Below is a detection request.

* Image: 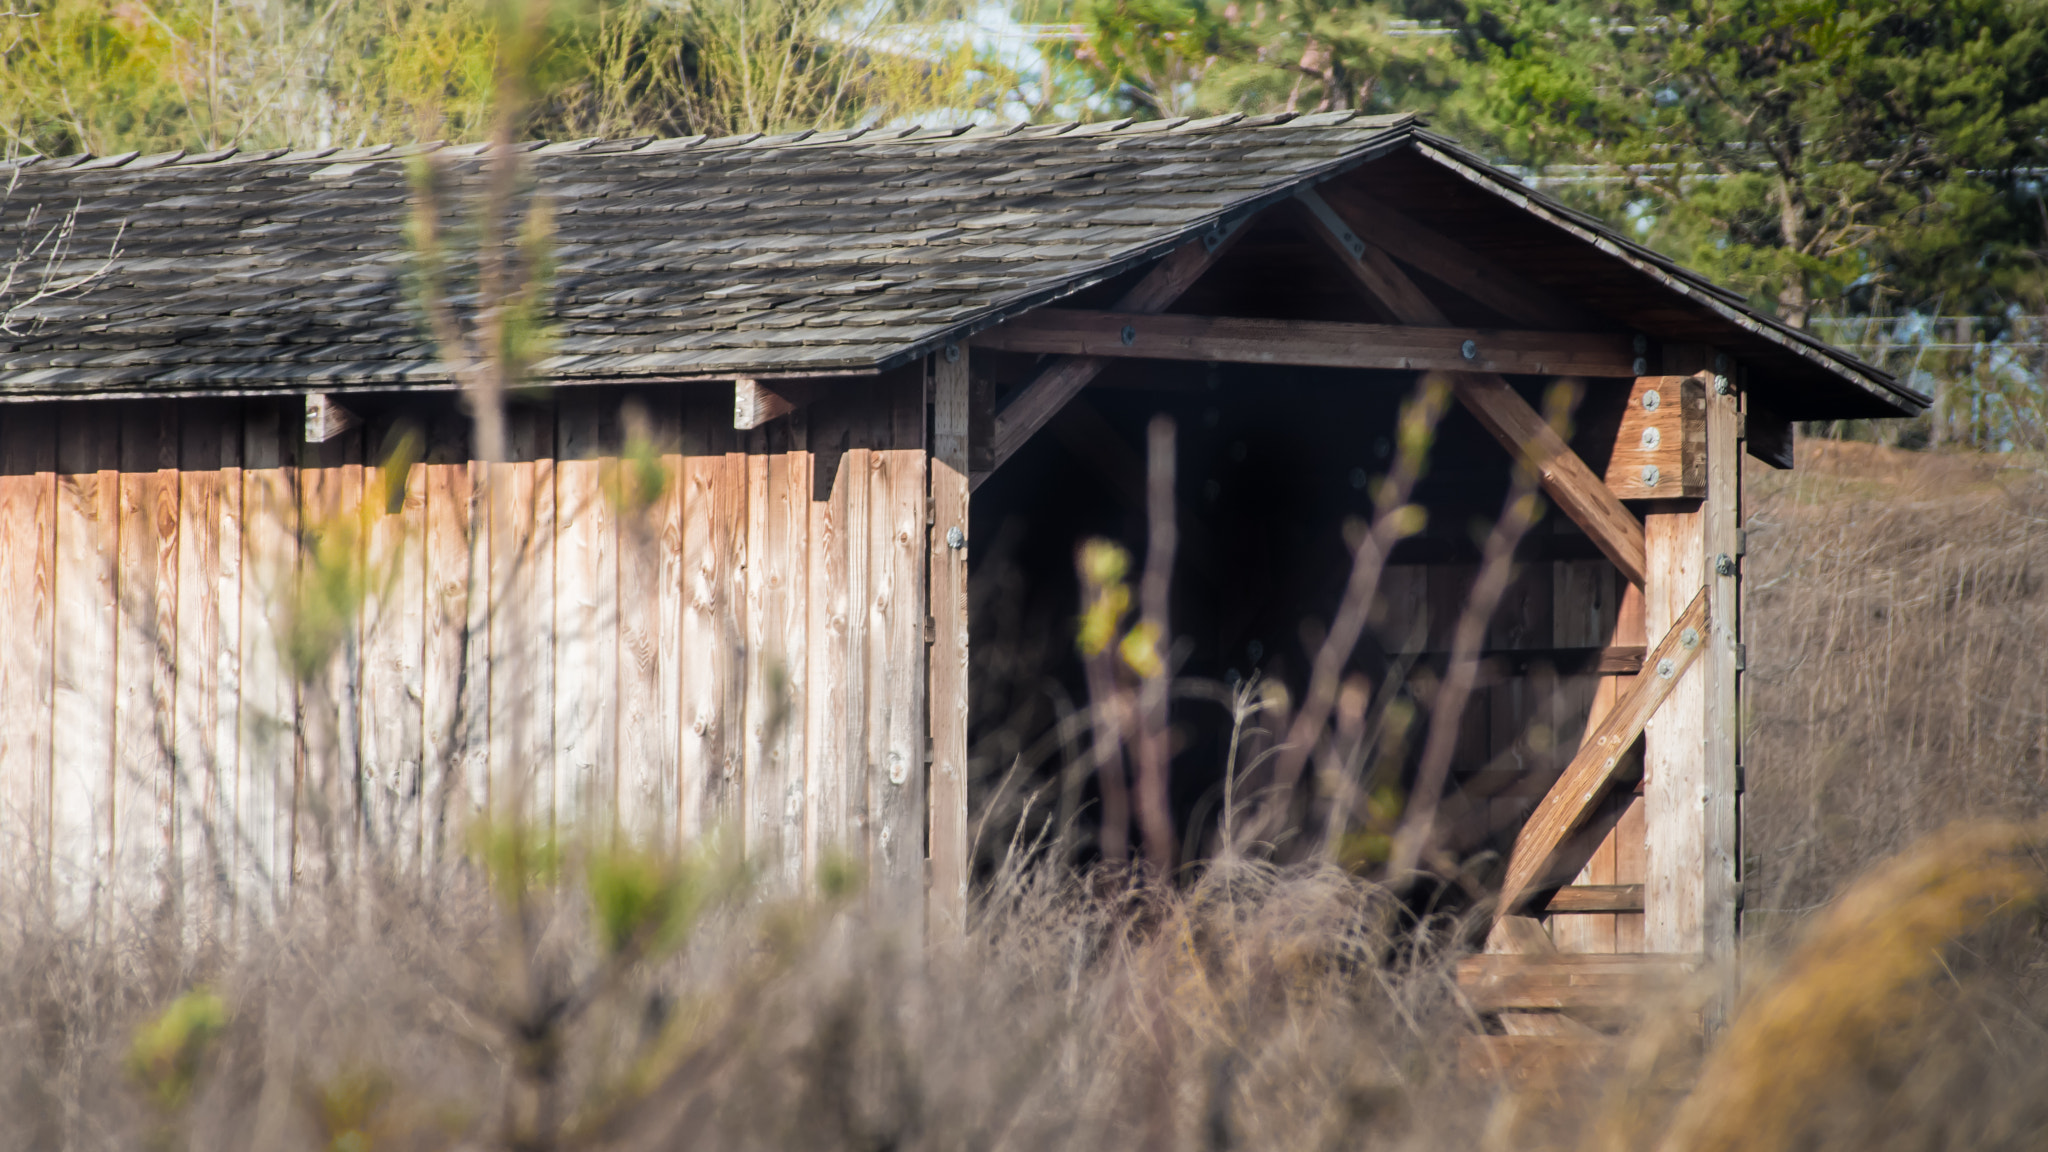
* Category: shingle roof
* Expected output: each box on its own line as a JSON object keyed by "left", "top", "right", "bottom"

{"left": 0, "top": 112, "right": 1415, "bottom": 397}
{"left": 0, "top": 111, "right": 1919, "bottom": 415}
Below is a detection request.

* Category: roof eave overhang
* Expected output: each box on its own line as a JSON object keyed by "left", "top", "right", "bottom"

{"left": 1400, "top": 134, "right": 1927, "bottom": 417}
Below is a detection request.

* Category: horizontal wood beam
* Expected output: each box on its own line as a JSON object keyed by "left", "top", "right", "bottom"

{"left": 1457, "top": 952, "right": 1700, "bottom": 1012}
{"left": 1496, "top": 586, "right": 1710, "bottom": 920}
{"left": 734, "top": 377, "right": 815, "bottom": 430}
{"left": 1404, "top": 645, "right": 1644, "bottom": 676}
{"left": 974, "top": 310, "right": 1641, "bottom": 378}
{"left": 1545, "top": 884, "right": 1645, "bottom": 914}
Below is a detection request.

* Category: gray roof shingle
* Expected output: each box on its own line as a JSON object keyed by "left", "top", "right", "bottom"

{"left": 0, "top": 112, "right": 1916, "bottom": 414}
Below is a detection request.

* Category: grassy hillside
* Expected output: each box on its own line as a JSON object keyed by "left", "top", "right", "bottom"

{"left": 1743, "top": 441, "right": 2048, "bottom": 941}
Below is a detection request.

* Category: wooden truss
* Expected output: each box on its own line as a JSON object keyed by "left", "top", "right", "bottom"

{"left": 963, "top": 174, "right": 1741, "bottom": 976}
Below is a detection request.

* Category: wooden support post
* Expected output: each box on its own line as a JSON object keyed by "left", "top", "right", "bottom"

{"left": 973, "top": 310, "right": 1640, "bottom": 379}
{"left": 928, "top": 343, "right": 971, "bottom": 938}
{"left": 1644, "top": 349, "right": 1713, "bottom": 955}
{"left": 1702, "top": 353, "right": 1744, "bottom": 1016}
{"left": 984, "top": 222, "right": 1244, "bottom": 479}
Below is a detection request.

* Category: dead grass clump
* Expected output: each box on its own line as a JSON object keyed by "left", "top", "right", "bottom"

{"left": 0, "top": 854, "right": 1493, "bottom": 1152}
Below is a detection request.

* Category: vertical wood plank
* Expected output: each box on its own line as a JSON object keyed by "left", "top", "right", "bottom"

{"left": 490, "top": 408, "right": 555, "bottom": 827}
{"left": 1643, "top": 504, "right": 1706, "bottom": 954}
{"left": 296, "top": 428, "right": 364, "bottom": 885}
{"left": 1646, "top": 347, "right": 1712, "bottom": 956}
{"left": 868, "top": 448, "right": 928, "bottom": 920}
{"left": 422, "top": 420, "right": 481, "bottom": 870}
{"left": 150, "top": 412, "right": 182, "bottom": 911}
{"left": 1611, "top": 579, "right": 1649, "bottom": 953}
{"left": 805, "top": 449, "right": 854, "bottom": 878}
{"left": 1425, "top": 562, "right": 1489, "bottom": 775}
{"left": 530, "top": 412, "right": 558, "bottom": 832}
{"left": 112, "top": 405, "right": 179, "bottom": 910}
{"left": 1485, "top": 562, "right": 1553, "bottom": 884}
{"left": 680, "top": 453, "right": 746, "bottom": 839}
{"left": 554, "top": 402, "right": 610, "bottom": 836}
{"left": 839, "top": 448, "right": 873, "bottom": 866}
{"left": 53, "top": 411, "right": 121, "bottom": 917}
{"left": 617, "top": 393, "right": 683, "bottom": 847}
{"left": 238, "top": 402, "right": 298, "bottom": 912}
{"left": 0, "top": 410, "right": 58, "bottom": 900}
{"left": 743, "top": 451, "right": 809, "bottom": 889}
{"left": 360, "top": 419, "right": 428, "bottom": 876}
{"left": 1703, "top": 360, "right": 1744, "bottom": 990}
{"left": 174, "top": 411, "right": 224, "bottom": 925}
{"left": 928, "top": 349, "right": 971, "bottom": 936}
{"left": 213, "top": 412, "right": 244, "bottom": 922}
{"left": 1548, "top": 558, "right": 1614, "bottom": 954}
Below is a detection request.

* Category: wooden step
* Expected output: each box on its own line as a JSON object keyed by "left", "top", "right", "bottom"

{"left": 1457, "top": 952, "right": 1701, "bottom": 1012}
{"left": 1458, "top": 1035, "right": 1617, "bottom": 1089}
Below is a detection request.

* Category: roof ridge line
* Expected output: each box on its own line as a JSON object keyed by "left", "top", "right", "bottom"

{"left": 0, "top": 111, "right": 1409, "bottom": 174}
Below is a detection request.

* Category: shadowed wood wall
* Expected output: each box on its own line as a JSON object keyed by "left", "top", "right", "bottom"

{"left": 0, "top": 373, "right": 930, "bottom": 924}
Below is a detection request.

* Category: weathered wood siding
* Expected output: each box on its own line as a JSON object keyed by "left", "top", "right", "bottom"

{"left": 0, "top": 376, "right": 929, "bottom": 921}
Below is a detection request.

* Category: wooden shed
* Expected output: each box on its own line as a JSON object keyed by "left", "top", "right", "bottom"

{"left": 0, "top": 113, "right": 1920, "bottom": 978}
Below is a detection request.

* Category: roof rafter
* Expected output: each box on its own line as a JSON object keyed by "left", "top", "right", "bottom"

{"left": 979, "top": 219, "right": 1247, "bottom": 484}
{"left": 1296, "top": 185, "right": 1649, "bottom": 588}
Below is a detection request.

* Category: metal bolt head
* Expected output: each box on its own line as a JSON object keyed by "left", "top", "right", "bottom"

{"left": 1716, "top": 553, "right": 1736, "bottom": 577}
{"left": 1657, "top": 657, "right": 1677, "bottom": 679}
{"left": 1641, "top": 464, "right": 1661, "bottom": 487}
{"left": 946, "top": 525, "right": 966, "bottom": 550}
{"left": 943, "top": 342, "right": 961, "bottom": 363}
{"left": 1641, "top": 426, "right": 1661, "bottom": 450}
{"left": 1120, "top": 324, "right": 1137, "bottom": 347}
{"left": 1460, "top": 339, "right": 1479, "bottom": 361}
{"left": 1715, "top": 373, "right": 1734, "bottom": 396}
{"left": 1642, "top": 389, "right": 1661, "bottom": 411}
{"left": 1632, "top": 356, "right": 1649, "bottom": 375}
{"left": 1680, "top": 627, "right": 1700, "bottom": 649}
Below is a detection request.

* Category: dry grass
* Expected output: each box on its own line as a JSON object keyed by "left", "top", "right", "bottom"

{"left": 0, "top": 854, "right": 1497, "bottom": 1151}
{"left": 5, "top": 439, "right": 2048, "bottom": 1151}
{"left": 1742, "top": 441, "right": 2048, "bottom": 938}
